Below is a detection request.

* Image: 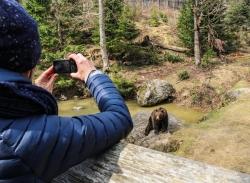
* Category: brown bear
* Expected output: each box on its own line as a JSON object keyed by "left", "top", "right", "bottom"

{"left": 145, "top": 107, "right": 169, "bottom": 136}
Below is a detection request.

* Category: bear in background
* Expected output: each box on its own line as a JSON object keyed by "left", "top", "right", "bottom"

{"left": 145, "top": 107, "right": 169, "bottom": 136}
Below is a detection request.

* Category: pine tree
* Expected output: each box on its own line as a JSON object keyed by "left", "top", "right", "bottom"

{"left": 92, "top": 0, "right": 139, "bottom": 56}
{"left": 225, "top": 0, "right": 250, "bottom": 47}
{"left": 23, "top": 0, "right": 60, "bottom": 66}
{"left": 177, "top": 0, "right": 194, "bottom": 50}
{"left": 23, "top": 0, "right": 93, "bottom": 66}
{"left": 117, "top": 5, "right": 139, "bottom": 41}
{"left": 178, "top": 0, "right": 231, "bottom": 65}
{"left": 225, "top": 0, "right": 250, "bottom": 33}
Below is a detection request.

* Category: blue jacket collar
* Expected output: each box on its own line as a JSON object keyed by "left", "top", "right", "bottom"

{"left": 0, "top": 68, "right": 58, "bottom": 118}
{"left": 0, "top": 68, "right": 31, "bottom": 84}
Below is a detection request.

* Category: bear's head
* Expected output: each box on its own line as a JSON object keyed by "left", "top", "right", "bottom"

{"left": 153, "top": 107, "right": 168, "bottom": 121}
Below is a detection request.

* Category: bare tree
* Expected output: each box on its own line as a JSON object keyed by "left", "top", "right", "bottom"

{"left": 50, "top": 1, "right": 63, "bottom": 46}
{"left": 157, "top": 0, "right": 160, "bottom": 9}
{"left": 98, "top": 0, "right": 109, "bottom": 71}
{"left": 193, "top": 0, "right": 202, "bottom": 65}
{"left": 193, "top": 0, "right": 225, "bottom": 65}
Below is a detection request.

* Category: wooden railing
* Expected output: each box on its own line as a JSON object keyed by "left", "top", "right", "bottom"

{"left": 54, "top": 143, "right": 250, "bottom": 183}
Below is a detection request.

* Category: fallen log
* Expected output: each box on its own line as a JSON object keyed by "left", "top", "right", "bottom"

{"left": 141, "top": 35, "right": 190, "bottom": 53}
{"left": 53, "top": 143, "right": 250, "bottom": 183}
{"left": 153, "top": 43, "right": 190, "bottom": 53}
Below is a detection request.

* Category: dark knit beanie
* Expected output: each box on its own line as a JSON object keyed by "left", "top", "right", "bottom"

{"left": 0, "top": 0, "right": 41, "bottom": 72}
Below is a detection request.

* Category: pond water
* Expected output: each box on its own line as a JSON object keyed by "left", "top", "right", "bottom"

{"left": 58, "top": 98, "right": 204, "bottom": 123}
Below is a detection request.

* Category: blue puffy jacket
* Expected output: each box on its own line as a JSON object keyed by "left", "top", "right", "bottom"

{"left": 0, "top": 70, "right": 133, "bottom": 183}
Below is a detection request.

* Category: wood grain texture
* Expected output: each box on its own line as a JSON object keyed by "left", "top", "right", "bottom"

{"left": 53, "top": 143, "right": 250, "bottom": 183}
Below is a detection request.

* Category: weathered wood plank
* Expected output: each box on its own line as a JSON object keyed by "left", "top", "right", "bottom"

{"left": 53, "top": 143, "right": 250, "bottom": 183}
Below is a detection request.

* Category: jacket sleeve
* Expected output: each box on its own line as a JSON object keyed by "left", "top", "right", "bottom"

{"left": 3, "top": 73, "right": 133, "bottom": 182}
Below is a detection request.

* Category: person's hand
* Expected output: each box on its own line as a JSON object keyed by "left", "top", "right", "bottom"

{"left": 68, "top": 53, "right": 96, "bottom": 81}
{"left": 35, "top": 66, "right": 58, "bottom": 93}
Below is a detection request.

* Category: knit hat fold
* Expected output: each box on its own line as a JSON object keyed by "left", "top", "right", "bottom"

{"left": 0, "top": 0, "right": 41, "bottom": 72}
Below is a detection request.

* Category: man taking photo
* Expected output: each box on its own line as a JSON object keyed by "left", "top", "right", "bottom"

{"left": 0, "top": 0, "right": 133, "bottom": 182}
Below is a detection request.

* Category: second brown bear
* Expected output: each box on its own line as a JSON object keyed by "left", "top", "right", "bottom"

{"left": 145, "top": 107, "right": 169, "bottom": 136}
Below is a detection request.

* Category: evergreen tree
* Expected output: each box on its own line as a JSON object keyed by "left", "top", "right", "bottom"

{"left": 104, "top": 0, "right": 123, "bottom": 41}
{"left": 177, "top": 0, "right": 194, "bottom": 50}
{"left": 225, "top": 0, "right": 250, "bottom": 47}
{"left": 225, "top": 0, "right": 250, "bottom": 35}
{"left": 23, "top": 0, "right": 58, "bottom": 66}
{"left": 177, "top": 0, "right": 234, "bottom": 64}
{"left": 92, "top": 0, "right": 139, "bottom": 55}
{"left": 117, "top": 5, "right": 139, "bottom": 41}
{"left": 23, "top": 0, "right": 93, "bottom": 67}
{"left": 22, "top": 0, "right": 96, "bottom": 92}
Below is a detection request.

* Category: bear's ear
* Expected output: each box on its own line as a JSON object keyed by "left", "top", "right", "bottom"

{"left": 159, "top": 107, "right": 165, "bottom": 112}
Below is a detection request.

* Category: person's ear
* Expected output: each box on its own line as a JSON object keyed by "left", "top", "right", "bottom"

{"left": 22, "top": 68, "right": 35, "bottom": 80}
{"left": 28, "top": 70, "right": 32, "bottom": 79}
{"left": 28, "top": 68, "right": 36, "bottom": 79}
{"left": 22, "top": 71, "right": 29, "bottom": 78}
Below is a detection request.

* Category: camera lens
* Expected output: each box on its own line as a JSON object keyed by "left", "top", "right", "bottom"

{"left": 54, "top": 62, "right": 64, "bottom": 73}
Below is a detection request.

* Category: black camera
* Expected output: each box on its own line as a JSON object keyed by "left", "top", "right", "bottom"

{"left": 53, "top": 59, "right": 77, "bottom": 74}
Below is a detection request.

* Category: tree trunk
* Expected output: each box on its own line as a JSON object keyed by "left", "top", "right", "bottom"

{"left": 57, "top": 20, "right": 62, "bottom": 46}
{"left": 194, "top": 1, "right": 201, "bottom": 66}
{"left": 53, "top": 2, "right": 62, "bottom": 46}
{"left": 98, "top": 0, "right": 109, "bottom": 72}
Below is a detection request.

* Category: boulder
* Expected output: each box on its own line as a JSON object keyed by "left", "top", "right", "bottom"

{"left": 125, "top": 112, "right": 182, "bottom": 153}
{"left": 137, "top": 79, "right": 175, "bottom": 107}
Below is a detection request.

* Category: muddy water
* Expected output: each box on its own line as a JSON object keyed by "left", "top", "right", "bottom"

{"left": 58, "top": 98, "right": 204, "bottom": 123}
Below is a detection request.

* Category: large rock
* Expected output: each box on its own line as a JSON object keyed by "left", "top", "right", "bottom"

{"left": 137, "top": 79, "right": 175, "bottom": 107}
{"left": 125, "top": 112, "right": 182, "bottom": 153}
